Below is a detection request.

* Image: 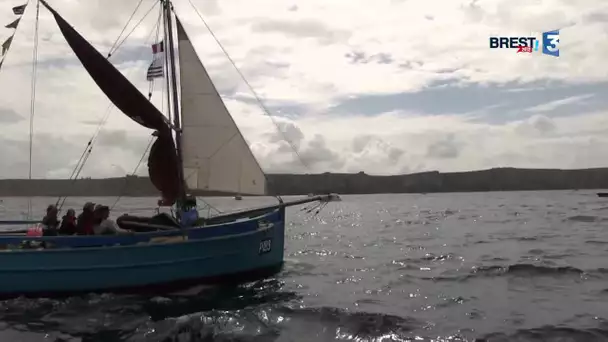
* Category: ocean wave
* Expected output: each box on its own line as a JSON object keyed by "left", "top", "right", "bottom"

{"left": 418, "top": 263, "right": 606, "bottom": 282}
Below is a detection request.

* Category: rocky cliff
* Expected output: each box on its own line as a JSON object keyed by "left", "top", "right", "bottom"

{"left": 1, "top": 167, "right": 607, "bottom": 197}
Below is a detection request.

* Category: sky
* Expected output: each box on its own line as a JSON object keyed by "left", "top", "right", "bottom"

{"left": 0, "top": 0, "right": 607, "bottom": 179}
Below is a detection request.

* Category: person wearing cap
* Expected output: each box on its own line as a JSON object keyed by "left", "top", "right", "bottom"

{"left": 75, "top": 202, "right": 95, "bottom": 235}
{"left": 41, "top": 204, "right": 60, "bottom": 236}
{"left": 93, "top": 205, "right": 132, "bottom": 235}
{"left": 179, "top": 195, "right": 199, "bottom": 227}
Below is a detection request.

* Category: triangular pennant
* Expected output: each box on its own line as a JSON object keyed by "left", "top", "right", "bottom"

{"left": 1, "top": 35, "right": 13, "bottom": 55}
{"left": 5, "top": 18, "right": 20, "bottom": 29}
{"left": 0, "top": 59, "right": 3, "bottom": 71}
{"left": 12, "top": 4, "right": 26, "bottom": 15}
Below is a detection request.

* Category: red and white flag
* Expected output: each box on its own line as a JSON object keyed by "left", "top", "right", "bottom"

{"left": 152, "top": 41, "right": 164, "bottom": 55}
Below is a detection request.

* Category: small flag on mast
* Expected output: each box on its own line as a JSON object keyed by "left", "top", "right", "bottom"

{"left": 2, "top": 35, "right": 13, "bottom": 55}
{"left": 151, "top": 41, "right": 163, "bottom": 55}
{"left": 5, "top": 18, "right": 20, "bottom": 29}
{"left": 12, "top": 4, "right": 26, "bottom": 15}
{"left": 146, "top": 59, "right": 164, "bottom": 81}
{"left": 146, "top": 41, "right": 164, "bottom": 81}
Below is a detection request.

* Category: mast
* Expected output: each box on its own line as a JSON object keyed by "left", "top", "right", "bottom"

{"left": 162, "top": 3, "right": 172, "bottom": 125}
{"left": 163, "top": 0, "right": 186, "bottom": 204}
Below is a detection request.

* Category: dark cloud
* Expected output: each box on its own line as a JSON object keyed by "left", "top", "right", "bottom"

{"left": 585, "top": 12, "right": 608, "bottom": 23}
{"left": 268, "top": 122, "right": 304, "bottom": 150}
{"left": 426, "top": 134, "right": 461, "bottom": 159}
{"left": 530, "top": 115, "right": 556, "bottom": 133}
{"left": 515, "top": 115, "right": 557, "bottom": 136}
{"left": 299, "top": 134, "right": 342, "bottom": 166}
{"left": 351, "top": 135, "right": 404, "bottom": 163}
{"left": 0, "top": 107, "right": 24, "bottom": 123}
{"left": 462, "top": 0, "right": 484, "bottom": 22}
{"left": 264, "top": 121, "right": 304, "bottom": 149}
{"left": 263, "top": 128, "right": 344, "bottom": 172}
{"left": 345, "top": 51, "right": 394, "bottom": 65}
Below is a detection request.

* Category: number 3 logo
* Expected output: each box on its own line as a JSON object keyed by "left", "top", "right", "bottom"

{"left": 542, "top": 30, "right": 560, "bottom": 57}
{"left": 546, "top": 34, "right": 559, "bottom": 51}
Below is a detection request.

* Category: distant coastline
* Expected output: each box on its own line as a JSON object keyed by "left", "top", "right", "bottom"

{"left": 1, "top": 167, "right": 608, "bottom": 197}
{"left": 0, "top": 168, "right": 608, "bottom": 197}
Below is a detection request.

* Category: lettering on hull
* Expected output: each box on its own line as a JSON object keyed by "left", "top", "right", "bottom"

{"left": 259, "top": 238, "right": 272, "bottom": 254}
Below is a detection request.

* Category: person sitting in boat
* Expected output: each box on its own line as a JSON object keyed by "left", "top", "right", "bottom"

{"left": 93, "top": 205, "right": 132, "bottom": 235}
{"left": 41, "top": 204, "right": 60, "bottom": 236}
{"left": 58, "top": 208, "right": 77, "bottom": 235}
{"left": 180, "top": 195, "right": 199, "bottom": 227}
{"left": 75, "top": 202, "right": 95, "bottom": 235}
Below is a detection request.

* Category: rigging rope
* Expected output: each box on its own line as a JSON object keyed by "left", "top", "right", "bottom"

{"left": 106, "top": 0, "right": 145, "bottom": 58}
{"left": 112, "top": 8, "right": 164, "bottom": 211}
{"left": 56, "top": 10, "right": 162, "bottom": 210}
{"left": 147, "top": 5, "right": 163, "bottom": 99}
{"left": 27, "top": 0, "right": 40, "bottom": 221}
{"left": 184, "top": 0, "right": 310, "bottom": 172}
{"left": 108, "top": 0, "right": 159, "bottom": 58}
{"left": 110, "top": 136, "right": 154, "bottom": 211}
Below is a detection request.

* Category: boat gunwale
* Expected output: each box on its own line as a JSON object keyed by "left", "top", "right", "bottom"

{"left": 0, "top": 209, "right": 281, "bottom": 254}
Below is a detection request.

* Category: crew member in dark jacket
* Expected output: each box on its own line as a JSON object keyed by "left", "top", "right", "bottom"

{"left": 76, "top": 202, "right": 95, "bottom": 235}
{"left": 59, "top": 208, "right": 77, "bottom": 235}
{"left": 42, "top": 204, "right": 59, "bottom": 236}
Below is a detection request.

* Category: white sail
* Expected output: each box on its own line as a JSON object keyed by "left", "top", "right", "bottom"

{"left": 175, "top": 18, "right": 267, "bottom": 195}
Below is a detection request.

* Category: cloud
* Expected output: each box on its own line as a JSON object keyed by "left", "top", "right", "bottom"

{"left": 251, "top": 19, "right": 350, "bottom": 45}
{"left": 0, "top": 107, "right": 23, "bottom": 123}
{"left": 426, "top": 134, "right": 462, "bottom": 159}
{"left": 525, "top": 93, "right": 594, "bottom": 112}
{"left": 0, "top": 0, "right": 607, "bottom": 181}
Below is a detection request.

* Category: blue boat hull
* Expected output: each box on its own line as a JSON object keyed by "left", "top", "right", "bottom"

{"left": 0, "top": 207, "right": 285, "bottom": 297}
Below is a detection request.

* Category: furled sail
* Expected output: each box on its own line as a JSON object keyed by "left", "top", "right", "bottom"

{"left": 39, "top": 0, "right": 180, "bottom": 204}
{"left": 176, "top": 17, "right": 267, "bottom": 196}
{"left": 148, "top": 131, "right": 180, "bottom": 205}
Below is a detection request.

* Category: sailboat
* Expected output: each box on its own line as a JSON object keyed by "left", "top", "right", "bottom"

{"left": 0, "top": 0, "right": 337, "bottom": 297}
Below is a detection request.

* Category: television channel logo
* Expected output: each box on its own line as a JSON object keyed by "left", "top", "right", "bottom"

{"left": 542, "top": 30, "right": 559, "bottom": 57}
{"left": 489, "top": 29, "right": 559, "bottom": 57}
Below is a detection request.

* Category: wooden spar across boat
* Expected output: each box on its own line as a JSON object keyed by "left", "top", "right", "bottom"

{"left": 0, "top": 0, "right": 340, "bottom": 297}
{"left": 0, "top": 194, "right": 339, "bottom": 235}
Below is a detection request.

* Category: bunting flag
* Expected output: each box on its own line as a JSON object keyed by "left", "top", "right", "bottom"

{"left": 146, "top": 41, "right": 164, "bottom": 81}
{"left": 0, "top": 58, "right": 3, "bottom": 71}
{"left": 12, "top": 4, "right": 26, "bottom": 15}
{"left": 2, "top": 35, "right": 13, "bottom": 55}
{"left": 5, "top": 18, "right": 20, "bottom": 29}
